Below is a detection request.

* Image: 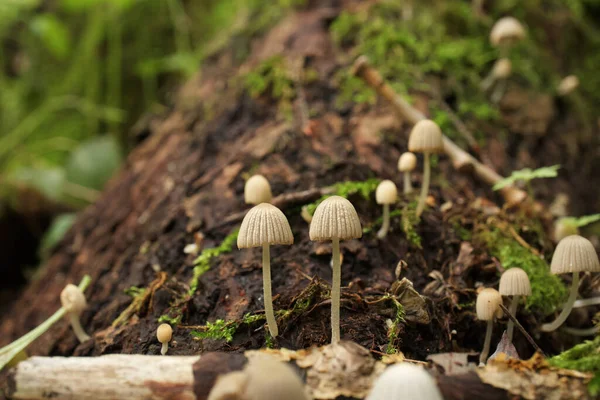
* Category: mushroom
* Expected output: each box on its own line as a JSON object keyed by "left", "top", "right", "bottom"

{"left": 481, "top": 58, "right": 512, "bottom": 90}
{"left": 60, "top": 284, "right": 91, "bottom": 343}
{"left": 238, "top": 203, "right": 293, "bottom": 337}
{"left": 367, "top": 363, "right": 443, "bottom": 400}
{"left": 408, "top": 120, "right": 444, "bottom": 217}
{"left": 375, "top": 180, "right": 398, "bottom": 239}
{"left": 309, "top": 196, "right": 362, "bottom": 343}
{"left": 499, "top": 268, "right": 531, "bottom": 342}
{"left": 398, "top": 152, "right": 417, "bottom": 194}
{"left": 476, "top": 288, "right": 502, "bottom": 365}
{"left": 156, "top": 324, "right": 173, "bottom": 355}
{"left": 541, "top": 235, "right": 600, "bottom": 332}
{"left": 557, "top": 75, "right": 579, "bottom": 96}
{"left": 244, "top": 175, "right": 272, "bottom": 205}
{"left": 490, "top": 16, "right": 526, "bottom": 52}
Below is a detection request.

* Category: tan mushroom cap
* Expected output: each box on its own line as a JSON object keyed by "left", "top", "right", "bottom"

{"left": 60, "top": 284, "right": 87, "bottom": 314}
{"left": 490, "top": 17, "right": 526, "bottom": 47}
{"left": 492, "top": 58, "right": 512, "bottom": 79}
{"left": 238, "top": 203, "right": 293, "bottom": 248}
{"left": 376, "top": 180, "right": 398, "bottom": 205}
{"left": 156, "top": 323, "right": 173, "bottom": 343}
{"left": 476, "top": 288, "right": 502, "bottom": 321}
{"left": 244, "top": 175, "right": 273, "bottom": 205}
{"left": 550, "top": 235, "right": 600, "bottom": 275}
{"left": 398, "top": 152, "right": 417, "bottom": 172}
{"left": 243, "top": 357, "right": 309, "bottom": 400}
{"left": 557, "top": 75, "right": 579, "bottom": 96}
{"left": 408, "top": 120, "right": 444, "bottom": 154}
{"left": 309, "top": 196, "right": 362, "bottom": 241}
{"left": 499, "top": 268, "right": 531, "bottom": 296}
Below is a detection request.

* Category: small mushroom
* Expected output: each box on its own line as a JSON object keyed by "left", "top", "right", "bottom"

{"left": 367, "top": 363, "right": 443, "bottom": 400}
{"left": 499, "top": 268, "right": 531, "bottom": 342}
{"left": 244, "top": 175, "right": 272, "bottom": 205}
{"left": 310, "top": 196, "right": 362, "bottom": 343}
{"left": 156, "top": 323, "right": 173, "bottom": 355}
{"left": 238, "top": 203, "right": 294, "bottom": 337}
{"left": 60, "top": 284, "right": 91, "bottom": 343}
{"left": 398, "top": 152, "right": 417, "bottom": 194}
{"left": 490, "top": 16, "right": 526, "bottom": 52}
{"left": 481, "top": 58, "right": 512, "bottom": 90}
{"left": 557, "top": 75, "right": 579, "bottom": 97}
{"left": 408, "top": 120, "right": 444, "bottom": 217}
{"left": 375, "top": 180, "right": 398, "bottom": 239}
{"left": 476, "top": 288, "right": 502, "bottom": 365}
{"left": 541, "top": 235, "right": 600, "bottom": 332}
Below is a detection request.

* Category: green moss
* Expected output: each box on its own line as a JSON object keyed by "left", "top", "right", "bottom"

{"left": 402, "top": 201, "right": 422, "bottom": 248}
{"left": 305, "top": 178, "right": 380, "bottom": 216}
{"left": 384, "top": 295, "right": 406, "bottom": 354}
{"left": 549, "top": 336, "right": 600, "bottom": 395}
{"left": 124, "top": 286, "right": 145, "bottom": 297}
{"left": 191, "top": 319, "right": 237, "bottom": 342}
{"left": 476, "top": 228, "right": 567, "bottom": 315}
{"left": 158, "top": 314, "right": 182, "bottom": 325}
{"left": 243, "top": 56, "right": 295, "bottom": 118}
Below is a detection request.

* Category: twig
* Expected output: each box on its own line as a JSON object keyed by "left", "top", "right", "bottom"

{"left": 432, "top": 94, "right": 480, "bottom": 155}
{"left": 499, "top": 303, "right": 544, "bottom": 356}
{"left": 351, "top": 56, "right": 528, "bottom": 208}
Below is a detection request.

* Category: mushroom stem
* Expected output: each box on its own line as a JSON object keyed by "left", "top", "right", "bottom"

{"left": 480, "top": 73, "right": 496, "bottom": 92}
{"left": 541, "top": 272, "right": 579, "bottom": 332}
{"left": 507, "top": 295, "right": 519, "bottom": 342}
{"left": 160, "top": 342, "right": 169, "bottom": 356}
{"left": 480, "top": 320, "right": 493, "bottom": 365}
{"left": 331, "top": 237, "right": 341, "bottom": 344}
{"left": 416, "top": 152, "right": 430, "bottom": 217}
{"left": 562, "top": 326, "right": 599, "bottom": 336}
{"left": 377, "top": 204, "right": 390, "bottom": 239}
{"left": 573, "top": 297, "right": 600, "bottom": 308}
{"left": 262, "top": 243, "right": 278, "bottom": 337}
{"left": 403, "top": 171, "right": 412, "bottom": 194}
{"left": 68, "top": 313, "right": 90, "bottom": 343}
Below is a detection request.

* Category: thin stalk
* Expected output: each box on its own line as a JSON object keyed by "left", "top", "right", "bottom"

{"left": 573, "top": 297, "right": 600, "bottom": 308}
{"left": 160, "top": 343, "right": 169, "bottom": 355}
{"left": 377, "top": 204, "right": 390, "bottom": 239}
{"left": 541, "top": 272, "right": 579, "bottom": 332}
{"left": 403, "top": 171, "right": 412, "bottom": 194}
{"left": 480, "top": 320, "right": 493, "bottom": 365}
{"left": 416, "top": 152, "right": 430, "bottom": 217}
{"left": 507, "top": 296, "right": 519, "bottom": 342}
{"left": 68, "top": 314, "right": 90, "bottom": 343}
{"left": 262, "top": 244, "right": 278, "bottom": 337}
{"left": 331, "top": 237, "right": 341, "bottom": 343}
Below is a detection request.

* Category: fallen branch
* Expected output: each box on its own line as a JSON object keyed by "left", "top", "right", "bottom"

{"left": 499, "top": 303, "right": 544, "bottom": 355}
{"left": 351, "top": 56, "right": 528, "bottom": 208}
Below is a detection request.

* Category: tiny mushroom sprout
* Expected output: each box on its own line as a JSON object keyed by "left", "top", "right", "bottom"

{"left": 60, "top": 284, "right": 91, "bottom": 343}
{"left": 156, "top": 323, "right": 173, "bottom": 355}
{"left": 238, "top": 203, "right": 293, "bottom": 337}
{"left": 481, "top": 58, "right": 512, "bottom": 91}
{"left": 375, "top": 180, "right": 398, "bottom": 239}
{"left": 309, "top": 196, "right": 362, "bottom": 343}
{"left": 367, "top": 363, "right": 443, "bottom": 400}
{"left": 244, "top": 174, "right": 272, "bottom": 205}
{"left": 476, "top": 288, "right": 502, "bottom": 365}
{"left": 408, "top": 119, "right": 444, "bottom": 218}
{"left": 557, "top": 75, "right": 580, "bottom": 96}
{"left": 398, "top": 152, "right": 417, "bottom": 194}
{"left": 499, "top": 268, "right": 531, "bottom": 342}
{"left": 541, "top": 235, "right": 600, "bottom": 332}
{"left": 490, "top": 16, "right": 526, "bottom": 51}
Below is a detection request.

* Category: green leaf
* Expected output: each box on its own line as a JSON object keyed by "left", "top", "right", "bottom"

{"left": 9, "top": 167, "right": 66, "bottom": 201}
{"left": 30, "top": 14, "right": 71, "bottom": 59}
{"left": 561, "top": 214, "right": 600, "bottom": 228}
{"left": 39, "top": 213, "right": 77, "bottom": 258}
{"left": 493, "top": 165, "right": 560, "bottom": 191}
{"left": 65, "top": 136, "right": 123, "bottom": 190}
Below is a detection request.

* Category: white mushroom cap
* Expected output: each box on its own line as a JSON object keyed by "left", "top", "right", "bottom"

{"left": 156, "top": 323, "right": 173, "bottom": 344}
{"left": 550, "top": 235, "right": 600, "bottom": 275}
{"left": 476, "top": 288, "right": 502, "bottom": 321}
{"left": 60, "top": 284, "right": 87, "bottom": 315}
{"left": 492, "top": 58, "right": 512, "bottom": 79}
{"left": 398, "top": 152, "right": 417, "bottom": 172}
{"left": 499, "top": 268, "right": 531, "bottom": 296}
{"left": 408, "top": 120, "right": 444, "bottom": 154}
{"left": 238, "top": 203, "right": 293, "bottom": 248}
{"left": 557, "top": 75, "right": 580, "bottom": 96}
{"left": 243, "top": 356, "right": 309, "bottom": 400}
{"left": 490, "top": 17, "right": 526, "bottom": 47}
{"left": 367, "top": 363, "right": 443, "bottom": 400}
{"left": 375, "top": 180, "right": 398, "bottom": 205}
{"left": 244, "top": 175, "right": 273, "bottom": 205}
{"left": 309, "top": 196, "right": 362, "bottom": 241}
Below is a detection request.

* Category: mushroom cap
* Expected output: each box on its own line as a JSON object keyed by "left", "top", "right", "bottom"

{"left": 375, "top": 180, "right": 398, "bottom": 205}
{"left": 238, "top": 203, "right": 293, "bottom": 248}
{"left": 499, "top": 268, "right": 531, "bottom": 296}
{"left": 398, "top": 152, "right": 417, "bottom": 172}
{"left": 367, "top": 363, "right": 443, "bottom": 400}
{"left": 490, "top": 17, "right": 526, "bottom": 47}
{"left": 207, "top": 371, "right": 248, "bottom": 400}
{"left": 550, "top": 235, "right": 600, "bottom": 275}
{"left": 156, "top": 323, "right": 173, "bottom": 343}
{"left": 557, "top": 75, "right": 579, "bottom": 96}
{"left": 408, "top": 120, "right": 444, "bottom": 154}
{"left": 244, "top": 175, "right": 273, "bottom": 205}
{"left": 309, "top": 196, "right": 362, "bottom": 241}
{"left": 492, "top": 58, "right": 512, "bottom": 79}
{"left": 60, "top": 284, "right": 87, "bottom": 314}
{"left": 476, "top": 288, "right": 502, "bottom": 321}
{"left": 243, "top": 356, "right": 309, "bottom": 400}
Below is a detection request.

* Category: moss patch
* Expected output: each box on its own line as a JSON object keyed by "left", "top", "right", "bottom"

{"left": 549, "top": 336, "right": 600, "bottom": 395}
